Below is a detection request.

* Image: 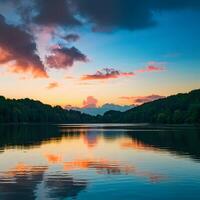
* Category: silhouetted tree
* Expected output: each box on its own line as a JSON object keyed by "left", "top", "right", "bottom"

{"left": 0, "top": 89, "right": 200, "bottom": 124}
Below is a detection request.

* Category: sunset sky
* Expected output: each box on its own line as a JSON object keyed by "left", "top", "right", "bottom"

{"left": 0, "top": 0, "right": 200, "bottom": 107}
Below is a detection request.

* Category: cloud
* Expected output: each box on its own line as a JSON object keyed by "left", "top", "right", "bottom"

{"left": 0, "top": 15, "right": 48, "bottom": 78}
{"left": 46, "top": 46, "right": 88, "bottom": 69}
{"left": 73, "top": 0, "right": 200, "bottom": 31}
{"left": 81, "top": 68, "right": 135, "bottom": 81}
{"left": 7, "top": 0, "right": 200, "bottom": 32}
{"left": 120, "top": 94, "right": 165, "bottom": 105}
{"left": 83, "top": 96, "right": 98, "bottom": 108}
{"left": 63, "top": 33, "right": 80, "bottom": 42}
{"left": 47, "top": 82, "right": 59, "bottom": 89}
{"left": 0, "top": 0, "right": 198, "bottom": 79}
{"left": 81, "top": 62, "right": 165, "bottom": 82}
{"left": 74, "top": 0, "right": 155, "bottom": 32}
{"left": 33, "top": 0, "right": 80, "bottom": 26}
{"left": 136, "top": 62, "right": 166, "bottom": 73}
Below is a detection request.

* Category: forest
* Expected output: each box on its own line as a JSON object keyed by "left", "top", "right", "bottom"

{"left": 0, "top": 89, "right": 200, "bottom": 124}
{"left": 0, "top": 97, "right": 96, "bottom": 123}
{"left": 102, "top": 89, "right": 200, "bottom": 124}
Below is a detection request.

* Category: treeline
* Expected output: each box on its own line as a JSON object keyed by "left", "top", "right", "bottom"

{"left": 0, "top": 97, "right": 96, "bottom": 123}
{"left": 0, "top": 89, "right": 200, "bottom": 124}
{"left": 102, "top": 89, "right": 200, "bottom": 124}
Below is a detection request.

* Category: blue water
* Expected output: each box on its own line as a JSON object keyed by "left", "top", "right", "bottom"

{"left": 0, "top": 124, "right": 200, "bottom": 200}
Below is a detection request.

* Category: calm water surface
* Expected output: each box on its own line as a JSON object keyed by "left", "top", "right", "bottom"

{"left": 0, "top": 124, "right": 200, "bottom": 200}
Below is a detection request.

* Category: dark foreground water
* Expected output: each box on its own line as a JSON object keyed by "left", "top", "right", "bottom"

{"left": 0, "top": 124, "right": 200, "bottom": 200}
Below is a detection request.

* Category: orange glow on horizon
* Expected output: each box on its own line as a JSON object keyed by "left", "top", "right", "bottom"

{"left": 45, "top": 154, "right": 62, "bottom": 164}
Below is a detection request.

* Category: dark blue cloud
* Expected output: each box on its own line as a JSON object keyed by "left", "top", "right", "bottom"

{"left": 74, "top": 0, "right": 200, "bottom": 31}
{"left": 74, "top": 0, "right": 156, "bottom": 31}
{"left": 3, "top": 0, "right": 199, "bottom": 31}
{"left": 34, "top": 0, "right": 80, "bottom": 26}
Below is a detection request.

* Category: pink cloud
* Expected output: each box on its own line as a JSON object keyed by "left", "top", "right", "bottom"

{"left": 47, "top": 82, "right": 59, "bottom": 89}
{"left": 0, "top": 46, "right": 48, "bottom": 78}
{"left": 0, "top": 16, "right": 48, "bottom": 78}
{"left": 120, "top": 94, "right": 165, "bottom": 105}
{"left": 136, "top": 62, "right": 166, "bottom": 73}
{"left": 83, "top": 96, "right": 98, "bottom": 108}
{"left": 81, "top": 62, "right": 165, "bottom": 81}
{"left": 46, "top": 45, "right": 88, "bottom": 69}
{"left": 81, "top": 68, "right": 135, "bottom": 81}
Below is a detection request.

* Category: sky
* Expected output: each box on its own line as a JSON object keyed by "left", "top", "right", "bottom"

{"left": 0, "top": 0, "right": 200, "bottom": 107}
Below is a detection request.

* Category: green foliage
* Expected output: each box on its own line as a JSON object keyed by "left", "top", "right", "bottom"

{"left": 101, "top": 89, "right": 200, "bottom": 124}
{"left": 0, "top": 97, "right": 95, "bottom": 123}
{"left": 0, "top": 89, "right": 200, "bottom": 124}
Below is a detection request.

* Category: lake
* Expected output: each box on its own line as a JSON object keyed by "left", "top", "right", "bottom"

{"left": 0, "top": 124, "right": 200, "bottom": 200}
